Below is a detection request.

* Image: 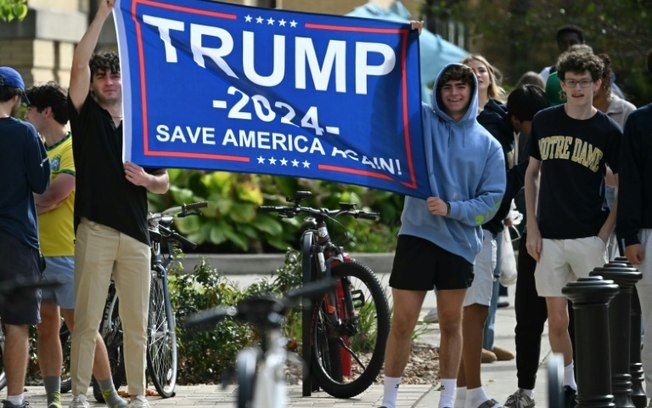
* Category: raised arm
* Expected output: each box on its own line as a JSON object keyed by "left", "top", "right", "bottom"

{"left": 69, "top": 0, "right": 115, "bottom": 111}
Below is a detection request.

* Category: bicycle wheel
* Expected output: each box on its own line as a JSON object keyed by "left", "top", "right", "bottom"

{"left": 95, "top": 289, "right": 126, "bottom": 402}
{"left": 310, "top": 261, "right": 390, "bottom": 398}
{"left": 60, "top": 323, "right": 72, "bottom": 393}
{"left": 146, "top": 270, "right": 177, "bottom": 398}
{"left": 0, "top": 321, "right": 6, "bottom": 390}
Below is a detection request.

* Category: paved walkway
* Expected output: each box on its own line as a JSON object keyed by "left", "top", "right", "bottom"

{"left": 20, "top": 278, "right": 555, "bottom": 407}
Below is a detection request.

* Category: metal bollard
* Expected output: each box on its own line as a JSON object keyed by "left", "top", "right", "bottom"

{"left": 613, "top": 257, "right": 647, "bottom": 408}
{"left": 591, "top": 262, "right": 642, "bottom": 408}
{"left": 563, "top": 275, "right": 619, "bottom": 408}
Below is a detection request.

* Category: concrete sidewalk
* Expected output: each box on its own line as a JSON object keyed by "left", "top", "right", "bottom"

{"left": 19, "top": 279, "right": 556, "bottom": 407}
{"left": 19, "top": 266, "right": 550, "bottom": 408}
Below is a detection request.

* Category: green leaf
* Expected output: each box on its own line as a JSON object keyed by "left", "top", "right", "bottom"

{"left": 251, "top": 213, "right": 283, "bottom": 236}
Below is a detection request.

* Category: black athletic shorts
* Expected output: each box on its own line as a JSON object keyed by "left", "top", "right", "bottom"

{"left": 389, "top": 234, "right": 474, "bottom": 291}
{"left": 0, "top": 229, "right": 42, "bottom": 325}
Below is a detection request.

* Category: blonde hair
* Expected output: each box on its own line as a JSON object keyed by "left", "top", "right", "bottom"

{"left": 461, "top": 54, "right": 507, "bottom": 103}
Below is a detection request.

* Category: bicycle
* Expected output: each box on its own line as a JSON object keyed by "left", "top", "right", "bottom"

{"left": 258, "top": 190, "right": 391, "bottom": 399}
{"left": 59, "top": 201, "right": 206, "bottom": 401}
{"left": 184, "top": 278, "right": 337, "bottom": 408}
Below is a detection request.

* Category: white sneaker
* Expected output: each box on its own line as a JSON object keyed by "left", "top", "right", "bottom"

{"left": 423, "top": 308, "right": 438, "bottom": 323}
{"left": 127, "top": 396, "right": 150, "bottom": 408}
{"left": 69, "top": 395, "right": 89, "bottom": 408}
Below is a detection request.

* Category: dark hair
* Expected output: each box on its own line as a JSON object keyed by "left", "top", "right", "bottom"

{"left": 26, "top": 82, "right": 69, "bottom": 125}
{"left": 436, "top": 64, "right": 475, "bottom": 96}
{"left": 0, "top": 86, "right": 22, "bottom": 103}
{"left": 556, "top": 25, "right": 584, "bottom": 43}
{"left": 90, "top": 51, "right": 120, "bottom": 78}
{"left": 557, "top": 50, "right": 604, "bottom": 82}
{"left": 507, "top": 84, "right": 549, "bottom": 122}
{"left": 515, "top": 71, "right": 545, "bottom": 90}
{"left": 597, "top": 53, "right": 613, "bottom": 93}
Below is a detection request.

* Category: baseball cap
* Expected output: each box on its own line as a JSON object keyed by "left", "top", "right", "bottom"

{"left": 0, "top": 66, "right": 30, "bottom": 104}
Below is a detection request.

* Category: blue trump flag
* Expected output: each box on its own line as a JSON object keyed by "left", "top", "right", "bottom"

{"left": 113, "top": 0, "right": 429, "bottom": 198}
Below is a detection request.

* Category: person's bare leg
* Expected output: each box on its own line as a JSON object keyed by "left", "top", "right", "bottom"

{"left": 37, "top": 302, "right": 64, "bottom": 406}
{"left": 4, "top": 324, "right": 30, "bottom": 397}
{"left": 383, "top": 288, "right": 427, "bottom": 376}
{"left": 62, "top": 309, "right": 113, "bottom": 380}
{"left": 461, "top": 304, "right": 489, "bottom": 389}
{"left": 381, "top": 289, "right": 426, "bottom": 408}
{"left": 436, "top": 289, "right": 467, "bottom": 379}
{"left": 38, "top": 303, "right": 63, "bottom": 377}
{"left": 545, "top": 297, "right": 573, "bottom": 365}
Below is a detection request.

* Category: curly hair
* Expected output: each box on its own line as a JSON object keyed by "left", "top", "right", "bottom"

{"left": 26, "top": 82, "right": 68, "bottom": 125}
{"left": 436, "top": 64, "right": 475, "bottom": 95}
{"left": 461, "top": 55, "right": 507, "bottom": 102}
{"left": 556, "top": 50, "right": 604, "bottom": 82}
{"left": 89, "top": 51, "right": 120, "bottom": 78}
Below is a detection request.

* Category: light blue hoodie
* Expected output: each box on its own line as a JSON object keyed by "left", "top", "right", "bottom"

{"left": 399, "top": 63, "right": 506, "bottom": 263}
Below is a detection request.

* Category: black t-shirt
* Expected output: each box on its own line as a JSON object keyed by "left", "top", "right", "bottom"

{"left": 529, "top": 105, "right": 621, "bottom": 239}
{"left": 68, "top": 95, "right": 151, "bottom": 245}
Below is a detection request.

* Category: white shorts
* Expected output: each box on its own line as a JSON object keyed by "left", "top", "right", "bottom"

{"left": 534, "top": 237, "right": 607, "bottom": 297}
{"left": 464, "top": 231, "right": 496, "bottom": 307}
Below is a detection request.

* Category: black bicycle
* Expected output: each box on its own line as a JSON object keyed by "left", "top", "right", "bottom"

{"left": 258, "top": 191, "right": 390, "bottom": 399}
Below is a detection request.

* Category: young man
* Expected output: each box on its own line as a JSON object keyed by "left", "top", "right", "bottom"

{"left": 25, "top": 82, "right": 127, "bottom": 408}
{"left": 379, "top": 63, "right": 505, "bottom": 408}
{"left": 539, "top": 25, "right": 584, "bottom": 82}
{"left": 0, "top": 66, "right": 50, "bottom": 408}
{"left": 524, "top": 50, "right": 621, "bottom": 407}
{"left": 616, "top": 48, "right": 652, "bottom": 408}
{"left": 67, "top": 1, "right": 169, "bottom": 407}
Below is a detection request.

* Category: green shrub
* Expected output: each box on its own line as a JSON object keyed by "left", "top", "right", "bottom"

{"left": 171, "top": 250, "right": 305, "bottom": 384}
{"left": 149, "top": 172, "right": 402, "bottom": 254}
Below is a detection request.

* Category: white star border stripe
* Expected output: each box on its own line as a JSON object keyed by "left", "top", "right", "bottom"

{"left": 256, "top": 156, "right": 305, "bottom": 168}
{"left": 244, "top": 14, "right": 297, "bottom": 28}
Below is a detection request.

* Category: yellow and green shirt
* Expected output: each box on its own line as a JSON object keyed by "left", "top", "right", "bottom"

{"left": 39, "top": 132, "right": 75, "bottom": 256}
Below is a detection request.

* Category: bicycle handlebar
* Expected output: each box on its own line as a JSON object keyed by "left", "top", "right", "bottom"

{"left": 149, "top": 201, "right": 208, "bottom": 221}
{"left": 183, "top": 278, "right": 337, "bottom": 330}
{"left": 258, "top": 204, "right": 379, "bottom": 221}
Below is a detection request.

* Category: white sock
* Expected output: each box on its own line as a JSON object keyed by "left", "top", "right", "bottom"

{"left": 381, "top": 376, "right": 400, "bottom": 408}
{"left": 439, "top": 378, "right": 457, "bottom": 408}
{"left": 520, "top": 388, "right": 534, "bottom": 399}
{"left": 455, "top": 386, "right": 467, "bottom": 408}
{"left": 466, "top": 386, "right": 490, "bottom": 408}
{"left": 564, "top": 362, "right": 577, "bottom": 390}
{"left": 7, "top": 395, "right": 24, "bottom": 406}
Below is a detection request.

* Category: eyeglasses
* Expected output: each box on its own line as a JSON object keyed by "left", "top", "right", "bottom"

{"left": 562, "top": 79, "right": 594, "bottom": 88}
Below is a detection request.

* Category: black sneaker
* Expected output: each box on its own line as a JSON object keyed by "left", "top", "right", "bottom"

{"left": 563, "top": 386, "right": 577, "bottom": 408}
{"left": 2, "top": 400, "right": 31, "bottom": 408}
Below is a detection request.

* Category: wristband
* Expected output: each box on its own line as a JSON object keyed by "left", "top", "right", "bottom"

{"left": 446, "top": 201, "right": 451, "bottom": 216}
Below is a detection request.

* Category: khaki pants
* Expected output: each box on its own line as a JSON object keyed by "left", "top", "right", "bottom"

{"left": 71, "top": 218, "right": 151, "bottom": 396}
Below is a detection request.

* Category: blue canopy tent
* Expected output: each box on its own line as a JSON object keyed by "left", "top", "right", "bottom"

{"left": 347, "top": 0, "right": 469, "bottom": 102}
